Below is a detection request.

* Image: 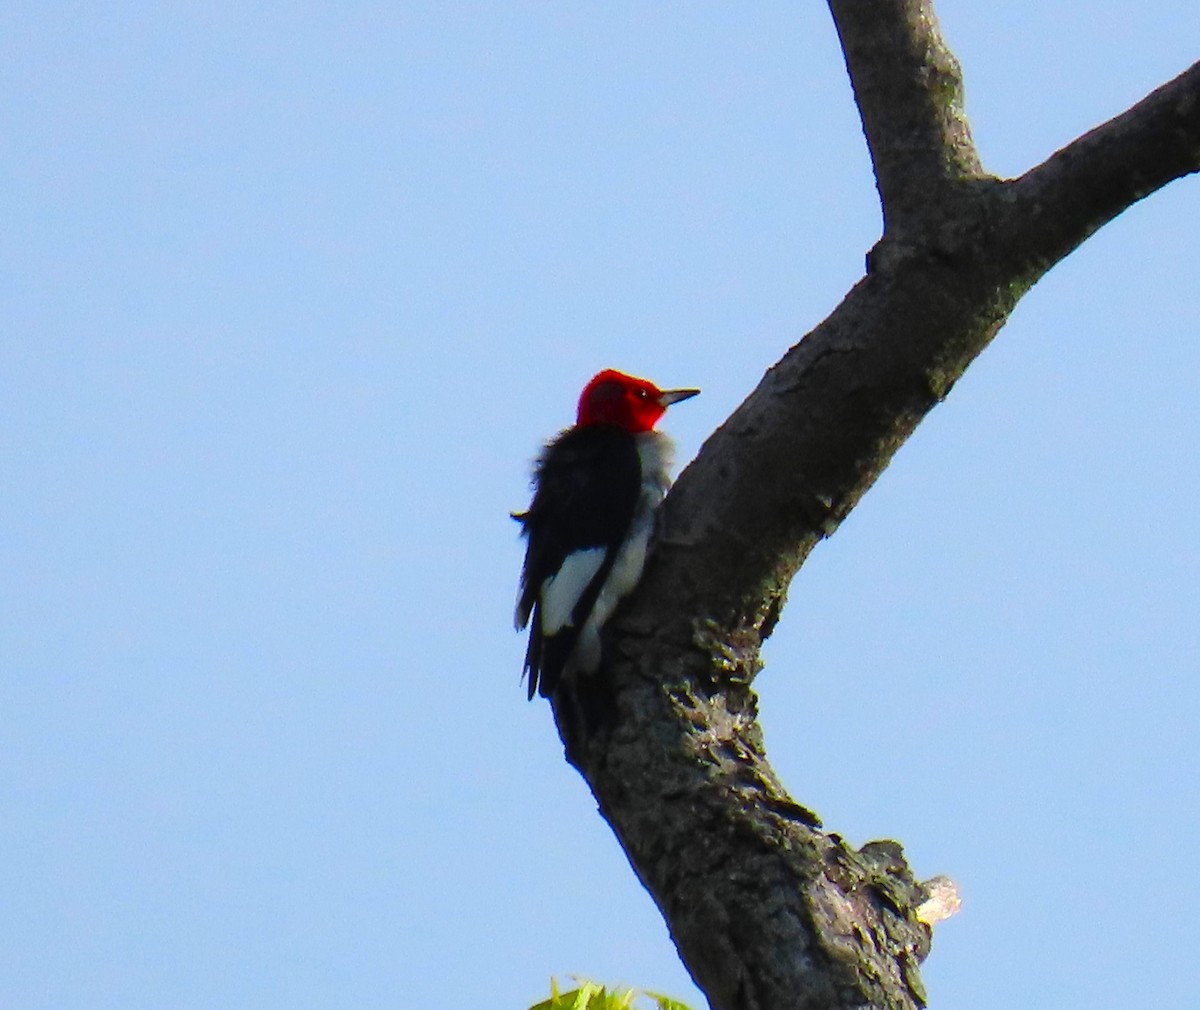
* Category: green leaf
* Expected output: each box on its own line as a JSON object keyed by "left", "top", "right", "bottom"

{"left": 527, "top": 978, "right": 694, "bottom": 1010}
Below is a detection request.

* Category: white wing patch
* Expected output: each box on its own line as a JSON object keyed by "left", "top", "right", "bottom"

{"left": 539, "top": 547, "right": 607, "bottom": 635}
{"left": 569, "top": 432, "right": 673, "bottom": 674}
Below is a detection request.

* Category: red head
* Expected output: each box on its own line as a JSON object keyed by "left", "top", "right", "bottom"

{"left": 576, "top": 369, "right": 699, "bottom": 433}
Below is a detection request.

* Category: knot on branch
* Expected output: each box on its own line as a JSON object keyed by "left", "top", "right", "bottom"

{"left": 810, "top": 837, "right": 937, "bottom": 1007}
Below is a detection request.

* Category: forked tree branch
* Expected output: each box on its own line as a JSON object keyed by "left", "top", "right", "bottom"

{"left": 549, "top": 4, "right": 1200, "bottom": 1009}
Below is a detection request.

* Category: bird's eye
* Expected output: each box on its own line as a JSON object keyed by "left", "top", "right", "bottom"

{"left": 635, "top": 388, "right": 649, "bottom": 399}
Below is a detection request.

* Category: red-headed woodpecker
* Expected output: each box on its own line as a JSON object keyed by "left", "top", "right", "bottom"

{"left": 514, "top": 369, "right": 699, "bottom": 700}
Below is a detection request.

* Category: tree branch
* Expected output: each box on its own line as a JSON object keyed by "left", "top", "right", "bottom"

{"left": 550, "top": 11, "right": 1200, "bottom": 1010}
{"left": 1002, "top": 59, "right": 1200, "bottom": 275}
{"left": 828, "top": 0, "right": 985, "bottom": 236}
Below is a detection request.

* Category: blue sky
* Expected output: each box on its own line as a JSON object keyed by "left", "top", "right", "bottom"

{"left": 3, "top": 3, "right": 1197, "bottom": 1008}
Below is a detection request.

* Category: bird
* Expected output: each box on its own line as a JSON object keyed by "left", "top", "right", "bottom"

{"left": 514, "top": 369, "right": 699, "bottom": 700}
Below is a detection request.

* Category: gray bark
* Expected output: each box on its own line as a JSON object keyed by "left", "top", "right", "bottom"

{"left": 550, "top": 3, "right": 1200, "bottom": 1008}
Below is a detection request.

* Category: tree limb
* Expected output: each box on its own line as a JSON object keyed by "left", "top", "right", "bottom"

{"left": 550, "top": 8, "right": 1200, "bottom": 1010}
{"left": 828, "top": 0, "right": 984, "bottom": 236}
{"left": 1002, "top": 59, "right": 1200, "bottom": 274}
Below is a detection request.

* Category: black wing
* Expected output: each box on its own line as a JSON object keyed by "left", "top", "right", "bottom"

{"left": 514, "top": 426, "right": 641, "bottom": 698}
